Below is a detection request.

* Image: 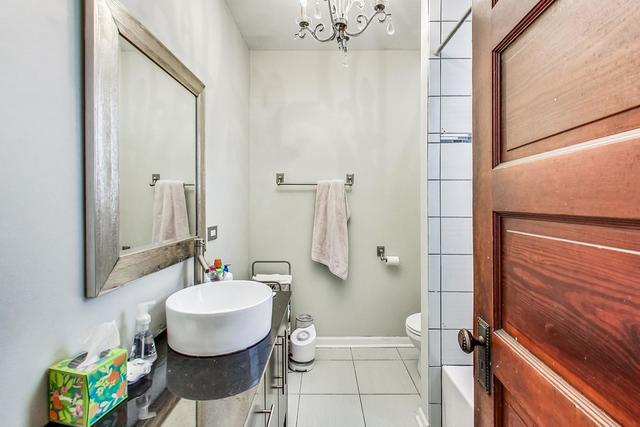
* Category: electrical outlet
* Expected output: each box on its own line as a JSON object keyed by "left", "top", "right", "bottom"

{"left": 207, "top": 225, "right": 218, "bottom": 241}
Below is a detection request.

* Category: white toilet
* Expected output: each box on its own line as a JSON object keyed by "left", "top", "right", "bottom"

{"left": 405, "top": 312, "right": 422, "bottom": 375}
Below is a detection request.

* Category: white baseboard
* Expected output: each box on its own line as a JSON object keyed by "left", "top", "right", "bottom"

{"left": 416, "top": 406, "right": 429, "bottom": 427}
{"left": 316, "top": 336, "right": 412, "bottom": 348}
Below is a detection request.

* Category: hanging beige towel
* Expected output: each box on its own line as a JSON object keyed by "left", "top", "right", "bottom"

{"left": 311, "top": 180, "right": 351, "bottom": 280}
{"left": 151, "top": 180, "right": 190, "bottom": 244}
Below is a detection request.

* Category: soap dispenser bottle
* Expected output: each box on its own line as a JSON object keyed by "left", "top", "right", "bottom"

{"left": 223, "top": 264, "right": 233, "bottom": 281}
{"left": 131, "top": 301, "right": 157, "bottom": 363}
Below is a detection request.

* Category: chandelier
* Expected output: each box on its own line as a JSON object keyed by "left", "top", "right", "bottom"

{"left": 294, "top": 0, "right": 394, "bottom": 66}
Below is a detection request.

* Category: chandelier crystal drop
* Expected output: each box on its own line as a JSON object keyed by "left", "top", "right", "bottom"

{"left": 313, "top": 0, "right": 323, "bottom": 19}
{"left": 294, "top": 0, "right": 393, "bottom": 57}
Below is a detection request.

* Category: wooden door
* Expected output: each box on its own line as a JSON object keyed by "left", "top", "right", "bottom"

{"left": 472, "top": 0, "right": 640, "bottom": 425}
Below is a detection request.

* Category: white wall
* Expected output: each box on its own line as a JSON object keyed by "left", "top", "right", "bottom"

{"left": 0, "top": 0, "right": 249, "bottom": 425}
{"left": 249, "top": 51, "right": 421, "bottom": 337}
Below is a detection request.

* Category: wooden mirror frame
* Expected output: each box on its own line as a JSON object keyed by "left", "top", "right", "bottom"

{"left": 84, "top": 0, "right": 205, "bottom": 297}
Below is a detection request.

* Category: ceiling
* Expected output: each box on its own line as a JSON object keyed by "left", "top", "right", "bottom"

{"left": 225, "top": 0, "right": 421, "bottom": 50}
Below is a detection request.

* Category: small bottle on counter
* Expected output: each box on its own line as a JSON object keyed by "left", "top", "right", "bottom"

{"left": 223, "top": 264, "right": 233, "bottom": 281}
{"left": 208, "top": 258, "right": 225, "bottom": 281}
{"left": 130, "top": 301, "right": 157, "bottom": 363}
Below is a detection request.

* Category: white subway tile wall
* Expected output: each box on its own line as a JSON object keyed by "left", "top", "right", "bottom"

{"left": 428, "top": 181, "right": 441, "bottom": 216}
{"left": 442, "top": 330, "right": 473, "bottom": 365}
{"left": 441, "top": 255, "right": 473, "bottom": 292}
{"left": 440, "top": 143, "right": 472, "bottom": 180}
{"left": 440, "top": 181, "right": 472, "bottom": 217}
{"left": 441, "top": 0, "right": 472, "bottom": 22}
{"left": 440, "top": 21, "right": 472, "bottom": 58}
{"left": 427, "top": 1, "right": 473, "bottom": 424}
{"left": 428, "top": 218, "right": 441, "bottom": 254}
{"left": 428, "top": 255, "right": 441, "bottom": 291}
{"left": 441, "top": 97, "right": 472, "bottom": 133}
{"left": 428, "top": 330, "right": 442, "bottom": 367}
{"left": 441, "top": 218, "right": 473, "bottom": 254}
{"left": 427, "top": 144, "right": 441, "bottom": 179}
{"left": 441, "top": 59, "right": 472, "bottom": 96}
{"left": 429, "top": 367, "right": 442, "bottom": 404}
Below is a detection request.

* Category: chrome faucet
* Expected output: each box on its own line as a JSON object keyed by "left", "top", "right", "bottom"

{"left": 194, "top": 238, "right": 209, "bottom": 285}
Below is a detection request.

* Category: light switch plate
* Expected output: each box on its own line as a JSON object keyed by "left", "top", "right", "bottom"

{"left": 207, "top": 226, "right": 218, "bottom": 241}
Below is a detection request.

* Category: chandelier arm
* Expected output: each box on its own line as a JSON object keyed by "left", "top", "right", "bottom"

{"left": 297, "top": 24, "right": 337, "bottom": 43}
{"left": 348, "top": 11, "right": 391, "bottom": 37}
{"left": 345, "top": 10, "right": 390, "bottom": 37}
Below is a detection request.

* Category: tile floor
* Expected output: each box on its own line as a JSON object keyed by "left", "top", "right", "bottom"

{"left": 288, "top": 347, "right": 421, "bottom": 427}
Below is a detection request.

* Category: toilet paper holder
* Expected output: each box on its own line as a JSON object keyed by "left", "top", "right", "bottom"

{"left": 377, "top": 246, "right": 400, "bottom": 265}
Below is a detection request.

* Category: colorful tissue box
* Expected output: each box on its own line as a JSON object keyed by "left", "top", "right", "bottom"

{"left": 48, "top": 348, "right": 128, "bottom": 426}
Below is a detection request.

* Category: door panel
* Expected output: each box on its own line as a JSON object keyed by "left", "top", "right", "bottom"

{"left": 499, "top": 0, "right": 640, "bottom": 158}
{"left": 493, "top": 132, "right": 640, "bottom": 219}
{"left": 493, "top": 332, "right": 615, "bottom": 426}
{"left": 500, "top": 217, "right": 640, "bottom": 421}
{"left": 473, "top": 0, "right": 640, "bottom": 425}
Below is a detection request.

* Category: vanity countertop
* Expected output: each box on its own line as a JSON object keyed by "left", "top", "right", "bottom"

{"left": 47, "top": 290, "right": 291, "bottom": 427}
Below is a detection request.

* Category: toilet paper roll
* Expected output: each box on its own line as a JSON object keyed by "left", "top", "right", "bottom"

{"left": 385, "top": 256, "right": 400, "bottom": 266}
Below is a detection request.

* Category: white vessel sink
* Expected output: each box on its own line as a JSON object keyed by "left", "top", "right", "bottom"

{"left": 166, "top": 281, "right": 273, "bottom": 357}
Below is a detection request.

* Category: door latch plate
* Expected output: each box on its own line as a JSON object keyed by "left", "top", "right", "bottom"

{"left": 477, "top": 317, "right": 491, "bottom": 393}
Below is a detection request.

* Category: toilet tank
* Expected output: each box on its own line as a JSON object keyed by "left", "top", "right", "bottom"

{"left": 442, "top": 365, "right": 473, "bottom": 427}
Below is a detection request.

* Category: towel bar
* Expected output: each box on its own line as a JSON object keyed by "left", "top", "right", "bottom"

{"left": 149, "top": 173, "right": 195, "bottom": 187}
{"left": 275, "top": 172, "right": 354, "bottom": 187}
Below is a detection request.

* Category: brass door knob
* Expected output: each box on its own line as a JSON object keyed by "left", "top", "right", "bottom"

{"left": 458, "top": 329, "right": 485, "bottom": 354}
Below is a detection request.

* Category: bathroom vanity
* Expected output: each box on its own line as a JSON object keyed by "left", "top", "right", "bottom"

{"left": 47, "top": 291, "right": 290, "bottom": 427}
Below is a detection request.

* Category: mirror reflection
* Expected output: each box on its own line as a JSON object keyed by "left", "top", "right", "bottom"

{"left": 117, "top": 36, "right": 197, "bottom": 254}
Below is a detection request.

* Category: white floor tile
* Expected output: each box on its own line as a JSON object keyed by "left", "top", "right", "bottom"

{"left": 288, "top": 394, "right": 299, "bottom": 427}
{"left": 361, "top": 395, "right": 421, "bottom": 427}
{"left": 352, "top": 347, "right": 400, "bottom": 360}
{"left": 288, "top": 371, "right": 302, "bottom": 394}
{"left": 398, "top": 347, "right": 419, "bottom": 360}
{"left": 355, "top": 360, "right": 418, "bottom": 394}
{"left": 402, "top": 358, "right": 422, "bottom": 395}
{"left": 300, "top": 360, "right": 359, "bottom": 394}
{"left": 297, "top": 395, "right": 365, "bottom": 427}
{"left": 315, "top": 348, "right": 352, "bottom": 360}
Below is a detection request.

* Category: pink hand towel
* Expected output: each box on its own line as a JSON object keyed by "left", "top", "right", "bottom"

{"left": 311, "top": 180, "right": 351, "bottom": 280}
{"left": 151, "top": 180, "right": 190, "bottom": 244}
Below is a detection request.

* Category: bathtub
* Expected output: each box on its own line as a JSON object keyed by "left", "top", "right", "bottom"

{"left": 442, "top": 366, "right": 474, "bottom": 427}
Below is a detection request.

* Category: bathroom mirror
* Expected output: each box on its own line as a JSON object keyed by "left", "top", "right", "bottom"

{"left": 84, "top": 0, "right": 205, "bottom": 297}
